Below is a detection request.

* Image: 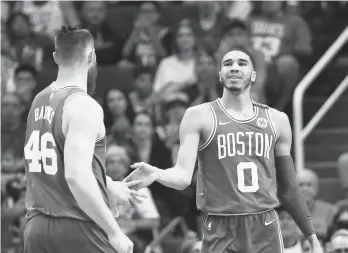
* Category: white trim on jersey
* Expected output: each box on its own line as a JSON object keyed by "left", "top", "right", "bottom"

{"left": 217, "top": 98, "right": 259, "bottom": 123}
{"left": 198, "top": 103, "right": 217, "bottom": 151}
{"left": 265, "top": 109, "right": 278, "bottom": 141}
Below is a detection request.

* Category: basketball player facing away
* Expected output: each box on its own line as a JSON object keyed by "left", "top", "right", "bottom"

{"left": 125, "top": 48, "right": 324, "bottom": 253}
{"left": 23, "top": 26, "right": 146, "bottom": 253}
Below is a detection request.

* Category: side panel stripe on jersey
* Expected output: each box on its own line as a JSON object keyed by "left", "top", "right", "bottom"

{"left": 198, "top": 103, "right": 217, "bottom": 151}
{"left": 62, "top": 92, "right": 89, "bottom": 111}
{"left": 265, "top": 109, "right": 277, "bottom": 140}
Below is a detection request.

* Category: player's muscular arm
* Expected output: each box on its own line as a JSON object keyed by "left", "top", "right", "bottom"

{"left": 63, "top": 95, "right": 122, "bottom": 238}
{"left": 155, "top": 106, "right": 204, "bottom": 190}
{"left": 272, "top": 109, "right": 315, "bottom": 239}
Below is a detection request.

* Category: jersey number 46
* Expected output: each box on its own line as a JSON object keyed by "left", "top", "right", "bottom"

{"left": 24, "top": 130, "right": 58, "bottom": 175}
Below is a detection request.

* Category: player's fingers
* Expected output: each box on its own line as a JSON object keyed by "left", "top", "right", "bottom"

{"left": 122, "top": 174, "right": 132, "bottom": 183}
{"left": 131, "top": 190, "right": 147, "bottom": 198}
{"left": 126, "top": 180, "right": 142, "bottom": 188}
{"left": 130, "top": 163, "right": 143, "bottom": 169}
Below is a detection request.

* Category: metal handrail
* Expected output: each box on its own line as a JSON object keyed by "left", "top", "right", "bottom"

{"left": 293, "top": 26, "right": 348, "bottom": 172}
{"left": 144, "top": 217, "right": 189, "bottom": 253}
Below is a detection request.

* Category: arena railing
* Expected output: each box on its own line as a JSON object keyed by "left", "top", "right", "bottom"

{"left": 144, "top": 217, "right": 189, "bottom": 253}
{"left": 293, "top": 26, "right": 348, "bottom": 172}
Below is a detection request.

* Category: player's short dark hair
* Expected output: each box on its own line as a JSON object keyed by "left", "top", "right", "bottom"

{"left": 54, "top": 25, "right": 94, "bottom": 66}
{"left": 133, "top": 65, "right": 155, "bottom": 79}
{"left": 221, "top": 47, "right": 256, "bottom": 70}
{"left": 221, "top": 19, "right": 248, "bottom": 36}
{"left": 15, "top": 64, "right": 37, "bottom": 78}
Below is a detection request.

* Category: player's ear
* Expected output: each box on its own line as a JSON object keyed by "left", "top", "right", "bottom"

{"left": 219, "top": 71, "right": 222, "bottom": 82}
{"left": 87, "top": 49, "right": 95, "bottom": 66}
{"left": 53, "top": 52, "right": 58, "bottom": 64}
{"left": 251, "top": 71, "right": 256, "bottom": 82}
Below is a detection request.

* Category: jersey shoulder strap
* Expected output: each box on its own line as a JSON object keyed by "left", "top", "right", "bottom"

{"left": 252, "top": 100, "right": 269, "bottom": 109}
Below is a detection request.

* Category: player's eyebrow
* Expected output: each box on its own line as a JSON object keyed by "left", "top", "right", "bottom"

{"left": 221, "top": 58, "right": 249, "bottom": 65}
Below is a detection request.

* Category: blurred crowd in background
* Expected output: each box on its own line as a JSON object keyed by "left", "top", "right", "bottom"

{"left": 1, "top": 1, "right": 348, "bottom": 253}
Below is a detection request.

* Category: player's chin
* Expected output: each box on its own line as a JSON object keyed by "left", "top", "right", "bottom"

{"left": 223, "top": 83, "right": 243, "bottom": 92}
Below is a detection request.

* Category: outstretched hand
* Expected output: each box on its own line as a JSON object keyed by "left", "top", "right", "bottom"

{"left": 123, "top": 162, "right": 160, "bottom": 190}
{"left": 108, "top": 180, "right": 147, "bottom": 209}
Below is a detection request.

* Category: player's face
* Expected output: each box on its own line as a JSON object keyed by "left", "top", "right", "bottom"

{"left": 176, "top": 25, "right": 195, "bottom": 52}
{"left": 219, "top": 51, "right": 254, "bottom": 92}
{"left": 133, "top": 114, "right": 153, "bottom": 140}
{"left": 106, "top": 90, "right": 127, "bottom": 116}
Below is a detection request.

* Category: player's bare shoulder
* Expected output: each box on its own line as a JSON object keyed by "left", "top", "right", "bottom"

{"left": 62, "top": 93, "right": 103, "bottom": 136}
{"left": 267, "top": 107, "right": 292, "bottom": 140}
{"left": 182, "top": 103, "right": 211, "bottom": 132}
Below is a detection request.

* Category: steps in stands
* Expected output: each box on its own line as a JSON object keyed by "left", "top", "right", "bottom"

{"left": 302, "top": 94, "right": 348, "bottom": 203}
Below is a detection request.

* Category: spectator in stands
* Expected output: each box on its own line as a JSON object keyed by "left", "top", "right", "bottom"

{"left": 1, "top": 28, "right": 18, "bottom": 93}
{"left": 121, "top": 40, "right": 160, "bottom": 71}
{"left": 337, "top": 153, "right": 348, "bottom": 202}
{"left": 6, "top": 12, "right": 53, "bottom": 71}
{"left": 219, "top": 1, "right": 253, "bottom": 21}
{"left": 1, "top": 93, "right": 26, "bottom": 173}
{"left": 191, "top": 2, "right": 227, "bottom": 53}
{"left": 13, "top": 64, "right": 37, "bottom": 110}
{"left": 128, "top": 66, "right": 156, "bottom": 116}
{"left": 13, "top": 1, "right": 79, "bottom": 40}
{"left": 130, "top": 112, "right": 173, "bottom": 222}
{"left": 1, "top": 179, "right": 26, "bottom": 253}
{"left": 104, "top": 89, "right": 133, "bottom": 142}
{"left": 297, "top": 168, "right": 337, "bottom": 238}
{"left": 153, "top": 19, "right": 197, "bottom": 97}
{"left": 122, "top": 1, "right": 167, "bottom": 64}
{"left": 78, "top": 1, "right": 124, "bottom": 65}
{"left": 277, "top": 207, "right": 303, "bottom": 253}
{"left": 105, "top": 144, "right": 160, "bottom": 253}
{"left": 325, "top": 203, "right": 348, "bottom": 252}
{"left": 157, "top": 92, "right": 190, "bottom": 163}
{"left": 215, "top": 19, "right": 267, "bottom": 104}
{"left": 249, "top": 1, "right": 312, "bottom": 111}
{"left": 186, "top": 47, "right": 220, "bottom": 106}
{"left": 327, "top": 229, "right": 348, "bottom": 253}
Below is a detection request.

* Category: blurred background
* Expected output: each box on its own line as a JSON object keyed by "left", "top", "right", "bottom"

{"left": 1, "top": 1, "right": 348, "bottom": 253}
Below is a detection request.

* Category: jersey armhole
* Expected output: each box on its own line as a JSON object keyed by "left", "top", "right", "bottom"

{"left": 62, "top": 92, "right": 89, "bottom": 111}
{"left": 265, "top": 109, "right": 278, "bottom": 141}
{"left": 198, "top": 103, "right": 217, "bottom": 151}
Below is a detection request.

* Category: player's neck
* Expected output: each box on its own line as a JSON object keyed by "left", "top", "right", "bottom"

{"left": 55, "top": 67, "right": 88, "bottom": 92}
{"left": 220, "top": 89, "right": 253, "bottom": 112}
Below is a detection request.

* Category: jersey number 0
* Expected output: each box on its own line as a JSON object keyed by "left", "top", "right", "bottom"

{"left": 24, "top": 130, "right": 58, "bottom": 175}
{"left": 237, "top": 162, "right": 259, "bottom": 193}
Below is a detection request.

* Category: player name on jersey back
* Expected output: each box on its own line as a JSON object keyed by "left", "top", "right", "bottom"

{"left": 34, "top": 106, "right": 55, "bottom": 124}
